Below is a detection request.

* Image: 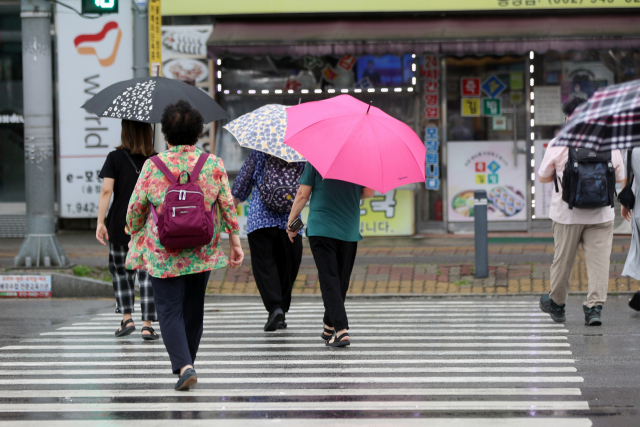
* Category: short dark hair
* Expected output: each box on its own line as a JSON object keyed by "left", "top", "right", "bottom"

{"left": 161, "top": 100, "right": 203, "bottom": 146}
{"left": 562, "top": 97, "right": 587, "bottom": 117}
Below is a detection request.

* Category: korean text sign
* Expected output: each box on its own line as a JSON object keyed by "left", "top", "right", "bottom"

{"left": 0, "top": 276, "right": 52, "bottom": 298}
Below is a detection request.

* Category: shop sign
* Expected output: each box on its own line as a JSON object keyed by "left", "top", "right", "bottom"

{"left": 422, "top": 54, "right": 440, "bottom": 120}
{"left": 492, "top": 116, "right": 507, "bottom": 131}
{"left": 337, "top": 55, "right": 357, "bottom": 72}
{"left": 461, "top": 77, "right": 480, "bottom": 97}
{"left": 510, "top": 91, "right": 524, "bottom": 105}
{"left": 303, "top": 56, "right": 324, "bottom": 69}
{"left": 360, "top": 190, "right": 414, "bottom": 236}
{"left": 148, "top": 0, "right": 162, "bottom": 75}
{"left": 461, "top": 98, "right": 481, "bottom": 117}
{"left": 0, "top": 275, "right": 51, "bottom": 298}
{"left": 481, "top": 75, "right": 506, "bottom": 98}
{"left": 161, "top": 25, "right": 212, "bottom": 59}
{"left": 482, "top": 98, "right": 501, "bottom": 116}
{"left": 534, "top": 86, "right": 564, "bottom": 125}
{"left": 234, "top": 190, "right": 414, "bottom": 237}
{"left": 510, "top": 72, "right": 524, "bottom": 91}
{"left": 55, "top": 1, "right": 133, "bottom": 218}
{"left": 533, "top": 139, "right": 553, "bottom": 219}
{"left": 447, "top": 141, "right": 527, "bottom": 222}
{"left": 425, "top": 127, "right": 440, "bottom": 190}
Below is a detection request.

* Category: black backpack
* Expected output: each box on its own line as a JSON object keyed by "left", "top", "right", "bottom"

{"left": 257, "top": 156, "right": 303, "bottom": 213}
{"left": 554, "top": 147, "right": 616, "bottom": 210}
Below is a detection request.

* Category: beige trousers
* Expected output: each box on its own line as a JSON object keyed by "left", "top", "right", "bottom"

{"left": 550, "top": 220, "right": 613, "bottom": 308}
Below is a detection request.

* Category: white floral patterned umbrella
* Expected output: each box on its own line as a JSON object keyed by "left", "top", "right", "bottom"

{"left": 223, "top": 104, "right": 305, "bottom": 163}
{"left": 81, "top": 76, "right": 229, "bottom": 124}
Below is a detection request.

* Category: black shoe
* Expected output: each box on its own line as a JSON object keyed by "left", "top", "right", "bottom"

{"left": 583, "top": 305, "right": 603, "bottom": 326}
{"left": 277, "top": 320, "right": 287, "bottom": 329}
{"left": 539, "top": 294, "right": 566, "bottom": 323}
{"left": 264, "top": 308, "right": 284, "bottom": 331}
{"left": 629, "top": 291, "right": 640, "bottom": 311}
{"left": 175, "top": 368, "right": 197, "bottom": 391}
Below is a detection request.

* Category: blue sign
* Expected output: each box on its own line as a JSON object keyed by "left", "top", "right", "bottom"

{"left": 425, "top": 140, "right": 439, "bottom": 152}
{"left": 488, "top": 160, "right": 501, "bottom": 173}
{"left": 426, "top": 152, "right": 439, "bottom": 165}
{"left": 481, "top": 75, "right": 506, "bottom": 99}
{"left": 426, "top": 178, "right": 440, "bottom": 190}
{"left": 425, "top": 127, "right": 438, "bottom": 140}
{"left": 426, "top": 164, "right": 439, "bottom": 177}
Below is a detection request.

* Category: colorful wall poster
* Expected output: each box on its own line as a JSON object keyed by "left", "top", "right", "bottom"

{"left": 447, "top": 141, "right": 528, "bottom": 222}
{"left": 533, "top": 139, "right": 554, "bottom": 219}
{"left": 461, "top": 98, "right": 481, "bottom": 117}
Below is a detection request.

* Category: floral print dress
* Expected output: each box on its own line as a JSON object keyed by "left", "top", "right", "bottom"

{"left": 125, "top": 145, "right": 240, "bottom": 278}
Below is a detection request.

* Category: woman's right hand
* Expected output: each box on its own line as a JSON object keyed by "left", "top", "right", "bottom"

{"left": 622, "top": 206, "right": 632, "bottom": 222}
{"left": 96, "top": 224, "right": 109, "bottom": 246}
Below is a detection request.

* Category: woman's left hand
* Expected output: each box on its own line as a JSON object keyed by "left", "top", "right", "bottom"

{"left": 287, "top": 229, "right": 298, "bottom": 243}
{"left": 622, "top": 205, "right": 632, "bottom": 222}
{"left": 228, "top": 245, "right": 244, "bottom": 268}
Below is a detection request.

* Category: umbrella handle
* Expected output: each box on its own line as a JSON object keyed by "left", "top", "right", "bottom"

{"left": 366, "top": 101, "right": 372, "bottom": 114}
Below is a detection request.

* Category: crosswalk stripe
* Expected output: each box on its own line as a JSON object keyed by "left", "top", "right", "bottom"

{"left": 0, "top": 420, "right": 594, "bottom": 427}
{"left": 0, "top": 343, "right": 571, "bottom": 350}
{"left": 0, "top": 367, "right": 579, "bottom": 375}
{"left": 0, "top": 387, "right": 584, "bottom": 397}
{"left": 0, "top": 401, "right": 590, "bottom": 412}
{"left": 0, "top": 359, "right": 576, "bottom": 367}
{"left": 93, "top": 313, "right": 552, "bottom": 319}
{"left": 0, "top": 376, "right": 585, "bottom": 385}
{"left": 0, "top": 350, "right": 574, "bottom": 358}
{"left": 56, "top": 324, "right": 566, "bottom": 331}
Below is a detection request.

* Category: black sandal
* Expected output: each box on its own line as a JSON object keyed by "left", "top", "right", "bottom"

{"left": 326, "top": 332, "right": 350, "bottom": 347}
{"left": 320, "top": 327, "right": 334, "bottom": 341}
{"left": 115, "top": 318, "right": 135, "bottom": 337}
{"left": 141, "top": 326, "right": 159, "bottom": 341}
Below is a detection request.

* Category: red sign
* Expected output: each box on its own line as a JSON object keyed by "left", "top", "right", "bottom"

{"left": 475, "top": 162, "right": 486, "bottom": 172}
{"left": 424, "top": 81, "right": 439, "bottom": 93}
{"left": 461, "top": 78, "right": 481, "bottom": 97}
{"left": 337, "top": 55, "right": 356, "bottom": 71}
{"left": 424, "top": 94, "right": 438, "bottom": 106}
{"left": 425, "top": 107, "right": 439, "bottom": 119}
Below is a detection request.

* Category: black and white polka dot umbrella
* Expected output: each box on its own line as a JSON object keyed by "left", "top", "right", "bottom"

{"left": 81, "top": 76, "right": 229, "bottom": 123}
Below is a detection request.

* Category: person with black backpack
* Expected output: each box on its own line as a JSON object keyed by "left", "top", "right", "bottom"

{"left": 232, "top": 151, "right": 305, "bottom": 331}
{"left": 537, "top": 98, "right": 626, "bottom": 326}
{"left": 97, "top": 119, "right": 159, "bottom": 341}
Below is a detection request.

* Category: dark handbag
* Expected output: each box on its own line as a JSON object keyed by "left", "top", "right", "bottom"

{"left": 617, "top": 149, "right": 635, "bottom": 210}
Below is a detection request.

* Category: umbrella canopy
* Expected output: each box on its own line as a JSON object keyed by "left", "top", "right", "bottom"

{"left": 283, "top": 95, "right": 425, "bottom": 193}
{"left": 223, "top": 104, "right": 305, "bottom": 162}
{"left": 554, "top": 79, "right": 640, "bottom": 152}
{"left": 81, "top": 76, "right": 229, "bottom": 123}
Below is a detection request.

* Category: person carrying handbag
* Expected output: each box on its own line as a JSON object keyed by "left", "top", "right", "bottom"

{"left": 619, "top": 149, "right": 640, "bottom": 311}
{"left": 97, "top": 119, "right": 159, "bottom": 340}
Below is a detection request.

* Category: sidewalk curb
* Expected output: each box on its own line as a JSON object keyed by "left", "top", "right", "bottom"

{"left": 52, "top": 273, "right": 113, "bottom": 298}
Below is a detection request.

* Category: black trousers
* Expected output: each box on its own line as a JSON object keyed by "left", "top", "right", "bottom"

{"left": 150, "top": 271, "right": 210, "bottom": 374}
{"left": 308, "top": 236, "right": 358, "bottom": 332}
{"left": 248, "top": 227, "right": 303, "bottom": 314}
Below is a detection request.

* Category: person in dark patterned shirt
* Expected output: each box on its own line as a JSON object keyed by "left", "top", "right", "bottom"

{"left": 232, "top": 150, "right": 305, "bottom": 331}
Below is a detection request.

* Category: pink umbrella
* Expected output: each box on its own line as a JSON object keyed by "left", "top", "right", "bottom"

{"left": 283, "top": 95, "right": 425, "bottom": 193}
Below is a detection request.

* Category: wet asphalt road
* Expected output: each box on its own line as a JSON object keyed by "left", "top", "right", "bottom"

{"left": 0, "top": 295, "right": 638, "bottom": 426}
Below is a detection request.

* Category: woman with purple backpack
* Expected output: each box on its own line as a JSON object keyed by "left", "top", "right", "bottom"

{"left": 232, "top": 151, "right": 305, "bottom": 331}
{"left": 125, "top": 100, "right": 244, "bottom": 391}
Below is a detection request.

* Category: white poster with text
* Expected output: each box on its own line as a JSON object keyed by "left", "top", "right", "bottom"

{"left": 533, "top": 139, "right": 554, "bottom": 219}
{"left": 56, "top": 2, "right": 133, "bottom": 217}
{"left": 447, "top": 141, "right": 528, "bottom": 222}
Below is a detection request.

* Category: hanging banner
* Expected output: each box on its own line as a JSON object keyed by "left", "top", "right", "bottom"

{"left": 148, "top": 0, "right": 162, "bottom": 75}
{"left": 0, "top": 275, "right": 51, "bottom": 298}
{"left": 56, "top": 1, "right": 133, "bottom": 218}
{"left": 447, "top": 141, "right": 527, "bottom": 222}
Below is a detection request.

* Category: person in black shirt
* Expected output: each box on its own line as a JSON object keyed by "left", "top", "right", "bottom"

{"left": 97, "top": 120, "right": 158, "bottom": 340}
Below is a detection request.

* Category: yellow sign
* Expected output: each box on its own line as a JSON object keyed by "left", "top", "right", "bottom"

{"left": 476, "top": 174, "right": 486, "bottom": 184}
{"left": 235, "top": 189, "right": 414, "bottom": 237}
{"left": 461, "top": 98, "right": 481, "bottom": 117}
{"left": 148, "top": 0, "right": 162, "bottom": 76}
{"left": 163, "top": 0, "right": 640, "bottom": 16}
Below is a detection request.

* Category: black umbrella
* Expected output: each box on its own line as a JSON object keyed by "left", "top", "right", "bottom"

{"left": 81, "top": 76, "right": 229, "bottom": 123}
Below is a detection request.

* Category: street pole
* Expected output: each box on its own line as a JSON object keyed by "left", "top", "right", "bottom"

{"left": 132, "top": 0, "right": 149, "bottom": 78}
{"left": 14, "top": 0, "right": 69, "bottom": 268}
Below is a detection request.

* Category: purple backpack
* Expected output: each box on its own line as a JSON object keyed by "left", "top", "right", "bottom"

{"left": 149, "top": 153, "right": 215, "bottom": 250}
{"left": 257, "top": 156, "right": 303, "bottom": 213}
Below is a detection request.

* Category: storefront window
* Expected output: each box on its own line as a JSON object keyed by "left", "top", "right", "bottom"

{"left": 0, "top": 13, "right": 25, "bottom": 203}
{"left": 531, "top": 50, "right": 640, "bottom": 221}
